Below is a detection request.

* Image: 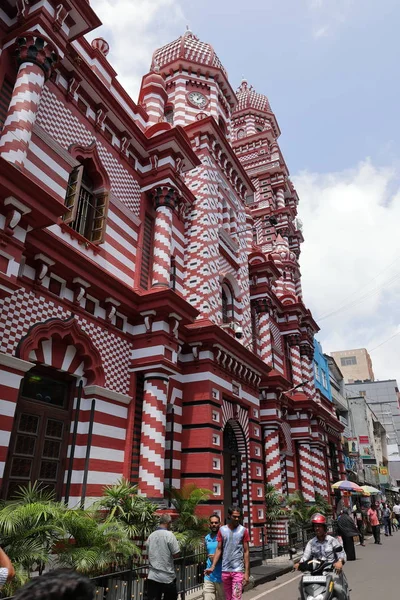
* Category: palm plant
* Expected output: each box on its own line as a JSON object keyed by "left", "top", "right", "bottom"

{"left": 287, "top": 490, "right": 321, "bottom": 527}
{"left": 97, "top": 478, "right": 158, "bottom": 550}
{"left": 0, "top": 482, "right": 138, "bottom": 594}
{"left": 168, "top": 484, "right": 211, "bottom": 551}
{"left": 265, "top": 484, "right": 286, "bottom": 525}
{"left": 57, "top": 509, "right": 139, "bottom": 574}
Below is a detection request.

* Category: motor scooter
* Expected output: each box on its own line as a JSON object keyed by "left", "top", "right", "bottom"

{"left": 298, "top": 550, "right": 350, "bottom": 600}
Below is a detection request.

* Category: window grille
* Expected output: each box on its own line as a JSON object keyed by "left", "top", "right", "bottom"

{"left": 63, "top": 165, "right": 108, "bottom": 244}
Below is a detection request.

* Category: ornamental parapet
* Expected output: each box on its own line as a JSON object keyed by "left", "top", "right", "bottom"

{"left": 14, "top": 32, "right": 59, "bottom": 79}
{"left": 150, "top": 186, "right": 181, "bottom": 211}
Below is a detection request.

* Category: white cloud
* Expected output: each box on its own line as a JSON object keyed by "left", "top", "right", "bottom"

{"left": 313, "top": 25, "right": 329, "bottom": 38}
{"left": 306, "top": 0, "right": 354, "bottom": 39}
{"left": 88, "top": 0, "right": 186, "bottom": 101}
{"left": 294, "top": 160, "right": 400, "bottom": 385}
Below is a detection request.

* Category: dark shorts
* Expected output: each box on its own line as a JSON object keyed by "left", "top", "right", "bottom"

{"left": 147, "top": 578, "right": 178, "bottom": 600}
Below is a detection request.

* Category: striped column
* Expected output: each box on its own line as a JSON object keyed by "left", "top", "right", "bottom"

{"left": 337, "top": 443, "right": 346, "bottom": 479}
{"left": 255, "top": 299, "right": 273, "bottom": 365}
{"left": 138, "top": 67, "right": 168, "bottom": 125}
{"left": 298, "top": 442, "right": 315, "bottom": 502}
{"left": 280, "top": 453, "right": 288, "bottom": 495}
{"left": 311, "top": 445, "right": 329, "bottom": 499}
{"left": 138, "top": 373, "right": 169, "bottom": 499}
{"left": 150, "top": 187, "right": 179, "bottom": 288}
{"left": 300, "top": 344, "right": 315, "bottom": 397}
{"left": 276, "top": 187, "right": 285, "bottom": 209}
{"left": 0, "top": 34, "right": 57, "bottom": 168}
{"left": 288, "top": 336, "right": 303, "bottom": 387}
{"left": 264, "top": 427, "right": 282, "bottom": 492}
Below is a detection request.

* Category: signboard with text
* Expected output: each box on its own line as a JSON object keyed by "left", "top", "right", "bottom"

{"left": 359, "top": 435, "right": 374, "bottom": 459}
{"left": 348, "top": 437, "right": 359, "bottom": 454}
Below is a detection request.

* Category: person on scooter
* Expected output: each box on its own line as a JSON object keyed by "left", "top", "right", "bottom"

{"left": 295, "top": 514, "right": 348, "bottom": 600}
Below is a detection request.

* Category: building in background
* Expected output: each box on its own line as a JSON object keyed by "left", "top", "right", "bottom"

{"left": 346, "top": 380, "right": 400, "bottom": 450}
{"left": 347, "top": 395, "right": 388, "bottom": 488}
{"left": 314, "top": 340, "right": 332, "bottom": 401}
{"left": 0, "top": 4, "right": 345, "bottom": 547}
{"left": 331, "top": 348, "right": 374, "bottom": 383}
{"left": 346, "top": 379, "right": 400, "bottom": 491}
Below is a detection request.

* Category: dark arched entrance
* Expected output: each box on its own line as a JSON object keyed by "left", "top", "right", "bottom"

{"left": 2, "top": 366, "right": 74, "bottom": 500}
{"left": 223, "top": 421, "right": 242, "bottom": 519}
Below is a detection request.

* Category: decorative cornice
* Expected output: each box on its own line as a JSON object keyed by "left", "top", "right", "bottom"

{"left": 253, "top": 297, "right": 273, "bottom": 314}
{"left": 151, "top": 186, "right": 181, "bottom": 210}
{"left": 15, "top": 32, "right": 59, "bottom": 79}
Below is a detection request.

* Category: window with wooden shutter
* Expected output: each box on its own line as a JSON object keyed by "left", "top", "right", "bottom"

{"left": 0, "top": 79, "right": 13, "bottom": 132}
{"left": 63, "top": 165, "right": 108, "bottom": 245}
{"left": 64, "top": 165, "right": 83, "bottom": 224}
{"left": 140, "top": 214, "right": 154, "bottom": 289}
{"left": 90, "top": 191, "right": 109, "bottom": 244}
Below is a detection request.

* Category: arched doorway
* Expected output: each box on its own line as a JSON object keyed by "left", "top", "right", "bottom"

{"left": 2, "top": 366, "right": 74, "bottom": 499}
{"left": 223, "top": 421, "right": 242, "bottom": 519}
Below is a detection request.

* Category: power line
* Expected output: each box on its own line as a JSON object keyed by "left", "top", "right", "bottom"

{"left": 317, "top": 253, "right": 400, "bottom": 320}
{"left": 369, "top": 331, "right": 400, "bottom": 352}
{"left": 317, "top": 269, "right": 400, "bottom": 321}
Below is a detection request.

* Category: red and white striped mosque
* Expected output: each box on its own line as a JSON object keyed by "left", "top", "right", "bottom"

{"left": 0, "top": 1, "right": 344, "bottom": 545}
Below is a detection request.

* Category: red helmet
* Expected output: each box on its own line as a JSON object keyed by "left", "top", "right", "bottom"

{"left": 311, "top": 513, "right": 327, "bottom": 525}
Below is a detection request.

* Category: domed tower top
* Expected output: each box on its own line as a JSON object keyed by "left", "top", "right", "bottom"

{"left": 233, "top": 79, "right": 280, "bottom": 139}
{"left": 152, "top": 27, "right": 228, "bottom": 76}
{"left": 150, "top": 27, "right": 237, "bottom": 132}
{"left": 236, "top": 79, "right": 272, "bottom": 113}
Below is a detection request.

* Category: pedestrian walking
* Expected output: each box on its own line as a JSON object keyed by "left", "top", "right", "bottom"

{"left": 13, "top": 569, "right": 94, "bottom": 600}
{"left": 382, "top": 503, "right": 392, "bottom": 536}
{"left": 204, "top": 514, "right": 225, "bottom": 600}
{"left": 205, "top": 506, "right": 250, "bottom": 600}
{"left": 367, "top": 505, "right": 381, "bottom": 544}
{"left": 146, "top": 513, "right": 180, "bottom": 600}
{"left": 352, "top": 505, "right": 365, "bottom": 546}
{"left": 392, "top": 501, "right": 400, "bottom": 527}
{"left": 337, "top": 508, "right": 359, "bottom": 561}
{"left": 0, "top": 546, "right": 14, "bottom": 590}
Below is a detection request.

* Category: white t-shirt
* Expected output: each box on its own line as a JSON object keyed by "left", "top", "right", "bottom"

{"left": 147, "top": 528, "right": 180, "bottom": 583}
{"left": 393, "top": 504, "right": 400, "bottom": 515}
{"left": 0, "top": 568, "right": 8, "bottom": 589}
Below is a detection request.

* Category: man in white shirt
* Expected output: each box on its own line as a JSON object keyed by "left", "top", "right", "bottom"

{"left": 0, "top": 547, "right": 14, "bottom": 590}
{"left": 392, "top": 502, "right": 400, "bottom": 526}
{"left": 146, "top": 513, "right": 180, "bottom": 600}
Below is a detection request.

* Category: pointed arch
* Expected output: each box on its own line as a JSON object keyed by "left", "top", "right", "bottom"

{"left": 16, "top": 316, "right": 105, "bottom": 386}
{"left": 69, "top": 141, "right": 110, "bottom": 191}
{"left": 64, "top": 142, "right": 110, "bottom": 244}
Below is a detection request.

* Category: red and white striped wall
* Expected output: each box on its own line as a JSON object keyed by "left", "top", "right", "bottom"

{"left": 0, "top": 62, "right": 45, "bottom": 168}
{"left": 138, "top": 373, "right": 169, "bottom": 499}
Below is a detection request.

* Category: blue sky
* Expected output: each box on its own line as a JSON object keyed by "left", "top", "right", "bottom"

{"left": 89, "top": 0, "right": 400, "bottom": 383}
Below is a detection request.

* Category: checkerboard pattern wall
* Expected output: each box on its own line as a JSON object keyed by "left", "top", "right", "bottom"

{"left": 0, "top": 288, "right": 131, "bottom": 394}
{"left": 36, "top": 86, "right": 141, "bottom": 214}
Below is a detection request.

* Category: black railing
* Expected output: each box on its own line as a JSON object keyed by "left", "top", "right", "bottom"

{"left": 90, "top": 551, "right": 207, "bottom": 600}
{"left": 1, "top": 552, "right": 208, "bottom": 600}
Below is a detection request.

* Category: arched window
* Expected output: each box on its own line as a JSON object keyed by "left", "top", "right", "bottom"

{"left": 165, "top": 107, "right": 174, "bottom": 124}
{"left": 221, "top": 281, "right": 234, "bottom": 324}
{"left": 218, "top": 116, "right": 227, "bottom": 134}
{"left": 63, "top": 159, "right": 109, "bottom": 244}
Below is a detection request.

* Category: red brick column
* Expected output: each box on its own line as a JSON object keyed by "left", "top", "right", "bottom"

{"left": 0, "top": 33, "right": 58, "bottom": 168}
{"left": 150, "top": 187, "right": 180, "bottom": 288}
{"left": 138, "top": 373, "right": 169, "bottom": 499}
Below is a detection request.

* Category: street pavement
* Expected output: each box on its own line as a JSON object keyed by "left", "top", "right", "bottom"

{"left": 244, "top": 532, "right": 399, "bottom": 600}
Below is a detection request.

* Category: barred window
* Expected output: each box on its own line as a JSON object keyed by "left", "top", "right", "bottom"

{"left": 63, "top": 165, "right": 108, "bottom": 244}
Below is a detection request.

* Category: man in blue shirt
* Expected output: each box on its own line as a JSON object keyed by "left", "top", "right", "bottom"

{"left": 204, "top": 514, "right": 224, "bottom": 600}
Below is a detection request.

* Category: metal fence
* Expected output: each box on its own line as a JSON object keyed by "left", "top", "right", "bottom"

{"left": 90, "top": 551, "right": 207, "bottom": 600}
